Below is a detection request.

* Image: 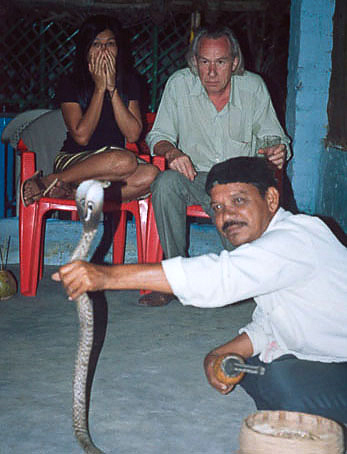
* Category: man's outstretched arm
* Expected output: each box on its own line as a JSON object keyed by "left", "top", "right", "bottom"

{"left": 52, "top": 261, "right": 172, "bottom": 301}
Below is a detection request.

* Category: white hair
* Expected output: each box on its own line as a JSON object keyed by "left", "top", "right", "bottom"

{"left": 186, "top": 26, "right": 245, "bottom": 76}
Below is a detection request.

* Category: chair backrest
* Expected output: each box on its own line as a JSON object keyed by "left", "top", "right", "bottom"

{"left": 1, "top": 109, "right": 51, "bottom": 149}
{"left": 20, "top": 109, "right": 67, "bottom": 176}
{"left": 141, "top": 112, "right": 156, "bottom": 154}
{"left": 126, "top": 112, "right": 156, "bottom": 154}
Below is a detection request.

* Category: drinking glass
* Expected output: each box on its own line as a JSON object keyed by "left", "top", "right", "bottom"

{"left": 256, "top": 135, "right": 282, "bottom": 158}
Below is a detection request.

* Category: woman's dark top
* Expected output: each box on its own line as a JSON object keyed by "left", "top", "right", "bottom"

{"left": 56, "top": 74, "right": 141, "bottom": 154}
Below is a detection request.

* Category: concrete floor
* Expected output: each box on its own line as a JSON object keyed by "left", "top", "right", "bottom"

{"left": 1, "top": 263, "right": 257, "bottom": 454}
{"left": 2, "top": 216, "right": 345, "bottom": 454}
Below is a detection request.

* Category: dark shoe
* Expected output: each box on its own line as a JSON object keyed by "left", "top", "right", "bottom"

{"left": 138, "top": 291, "right": 176, "bottom": 307}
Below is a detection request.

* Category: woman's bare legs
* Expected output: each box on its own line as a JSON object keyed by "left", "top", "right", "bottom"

{"left": 22, "top": 149, "right": 159, "bottom": 204}
{"left": 57, "top": 149, "right": 138, "bottom": 184}
{"left": 120, "top": 163, "right": 159, "bottom": 201}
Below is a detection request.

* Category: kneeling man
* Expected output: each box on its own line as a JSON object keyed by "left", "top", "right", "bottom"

{"left": 53, "top": 157, "right": 347, "bottom": 424}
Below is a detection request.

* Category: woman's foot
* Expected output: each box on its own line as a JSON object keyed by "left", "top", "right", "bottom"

{"left": 21, "top": 171, "right": 76, "bottom": 207}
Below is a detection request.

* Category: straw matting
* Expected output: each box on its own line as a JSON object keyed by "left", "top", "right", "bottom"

{"left": 239, "top": 410, "right": 344, "bottom": 454}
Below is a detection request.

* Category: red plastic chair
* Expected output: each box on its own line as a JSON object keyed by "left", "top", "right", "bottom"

{"left": 125, "top": 112, "right": 156, "bottom": 155}
{"left": 18, "top": 139, "right": 150, "bottom": 296}
{"left": 144, "top": 155, "right": 210, "bottom": 264}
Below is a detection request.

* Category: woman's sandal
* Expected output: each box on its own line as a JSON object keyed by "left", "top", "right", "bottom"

{"left": 21, "top": 170, "right": 76, "bottom": 207}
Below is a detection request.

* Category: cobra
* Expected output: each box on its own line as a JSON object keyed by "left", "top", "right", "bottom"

{"left": 70, "top": 179, "right": 110, "bottom": 454}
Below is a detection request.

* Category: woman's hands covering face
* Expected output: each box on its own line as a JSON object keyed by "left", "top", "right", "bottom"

{"left": 104, "top": 49, "right": 116, "bottom": 92}
{"left": 88, "top": 49, "right": 116, "bottom": 93}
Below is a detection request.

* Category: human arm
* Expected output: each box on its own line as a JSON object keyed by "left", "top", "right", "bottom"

{"left": 110, "top": 95, "right": 142, "bottom": 143}
{"left": 161, "top": 215, "right": 314, "bottom": 308}
{"left": 204, "top": 333, "right": 254, "bottom": 394}
{"left": 51, "top": 261, "right": 172, "bottom": 301}
{"left": 60, "top": 50, "right": 142, "bottom": 146}
{"left": 257, "top": 144, "right": 287, "bottom": 170}
{"left": 153, "top": 141, "right": 197, "bottom": 181}
{"left": 252, "top": 76, "right": 291, "bottom": 169}
{"left": 60, "top": 51, "right": 108, "bottom": 146}
{"left": 149, "top": 87, "right": 197, "bottom": 180}
{"left": 104, "top": 49, "right": 142, "bottom": 143}
{"left": 145, "top": 72, "right": 196, "bottom": 180}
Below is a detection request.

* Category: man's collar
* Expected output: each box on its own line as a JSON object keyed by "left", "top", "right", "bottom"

{"left": 191, "top": 74, "right": 243, "bottom": 110}
{"left": 264, "top": 207, "right": 287, "bottom": 233}
{"left": 191, "top": 75, "right": 206, "bottom": 96}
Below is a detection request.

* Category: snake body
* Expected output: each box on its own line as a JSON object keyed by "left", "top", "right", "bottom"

{"left": 70, "top": 180, "right": 108, "bottom": 454}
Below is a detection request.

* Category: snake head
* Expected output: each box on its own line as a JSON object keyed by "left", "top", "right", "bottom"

{"left": 75, "top": 180, "right": 109, "bottom": 232}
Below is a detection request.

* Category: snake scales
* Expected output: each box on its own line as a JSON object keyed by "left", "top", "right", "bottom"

{"left": 70, "top": 179, "right": 109, "bottom": 454}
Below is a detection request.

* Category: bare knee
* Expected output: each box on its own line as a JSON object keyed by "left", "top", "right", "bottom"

{"left": 106, "top": 149, "right": 137, "bottom": 178}
{"left": 127, "top": 164, "right": 159, "bottom": 190}
{"left": 139, "top": 164, "right": 160, "bottom": 188}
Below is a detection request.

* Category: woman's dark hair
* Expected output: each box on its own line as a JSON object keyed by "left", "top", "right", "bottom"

{"left": 72, "top": 15, "right": 127, "bottom": 109}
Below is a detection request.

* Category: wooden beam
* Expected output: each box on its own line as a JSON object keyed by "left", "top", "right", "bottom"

{"left": 13, "top": 0, "right": 268, "bottom": 12}
{"left": 173, "top": 1, "right": 267, "bottom": 11}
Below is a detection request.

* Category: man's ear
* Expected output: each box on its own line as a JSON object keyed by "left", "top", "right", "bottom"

{"left": 232, "top": 57, "right": 239, "bottom": 72}
{"left": 265, "top": 186, "right": 280, "bottom": 214}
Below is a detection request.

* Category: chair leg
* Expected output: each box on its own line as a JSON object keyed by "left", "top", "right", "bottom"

{"left": 38, "top": 217, "right": 47, "bottom": 281}
{"left": 135, "top": 198, "right": 149, "bottom": 264}
{"left": 138, "top": 199, "right": 163, "bottom": 295}
{"left": 112, "top": 210, "right": 127, "bottom": 264}
{"left": 112, "top": 199, "right": 149, "bottom": 265}
{"left": 145, "top": 199, "right": 164, "bottom": 264}
{"left": 71, "top": 211, "right": 79, "bottom": 221}
{"left": 19, "top": 204, "right": 46, "bottom": 296}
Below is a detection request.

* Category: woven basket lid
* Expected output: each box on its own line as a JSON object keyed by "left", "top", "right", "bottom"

{"left": 239, "top": 410, "right": 344, "bottom": 454}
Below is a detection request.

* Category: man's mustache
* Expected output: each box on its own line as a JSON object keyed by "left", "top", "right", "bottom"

{"left": 222, "top": 220, "right": 247, "bottom": 232}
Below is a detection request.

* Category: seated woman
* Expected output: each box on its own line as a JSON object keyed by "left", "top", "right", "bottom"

{"left": 21, "top": 14, "right": 158, "bottom": 206}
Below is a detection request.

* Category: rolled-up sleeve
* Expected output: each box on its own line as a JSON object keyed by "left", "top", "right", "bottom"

{"left": 239, "top": 307, "right": 271, "bottom": 357}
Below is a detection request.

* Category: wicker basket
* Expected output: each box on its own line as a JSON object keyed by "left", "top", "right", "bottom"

{"left": 239, "top": 411, "right": 344, "bottom": 454}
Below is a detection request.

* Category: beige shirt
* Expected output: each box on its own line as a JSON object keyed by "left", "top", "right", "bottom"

{"left": 146, "top": 68, "right": 290, "bottom": 172}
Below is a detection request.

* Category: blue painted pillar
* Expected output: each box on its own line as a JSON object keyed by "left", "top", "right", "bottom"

{"left": 0, "top": 115, "right": 15, "bottom": 218}
{"left": 286, "top": 0, "right": 335, "bottom": 214}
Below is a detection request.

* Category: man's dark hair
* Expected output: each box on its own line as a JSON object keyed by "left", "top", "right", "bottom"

{"left": 206, "top": 157, "right": 278, "bottom": 198}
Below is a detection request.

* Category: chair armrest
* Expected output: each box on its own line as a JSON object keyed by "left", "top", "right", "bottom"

{"left": 138, "top": 154, "right": 151, "bottom": 164}
{"left": 126, "top": 139, "right": 151, "bottom": 155}
{"left": 125, "top": 142, "right": 140, "bottom": 153}
{"left": 152, "top": 155, "right": 166, "bottom": 171}
{"left": 17, "top": 139, "right": 36, "bottom": 182}
{"left": 125, "top": 112, "right": 157, "bottom": 156}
